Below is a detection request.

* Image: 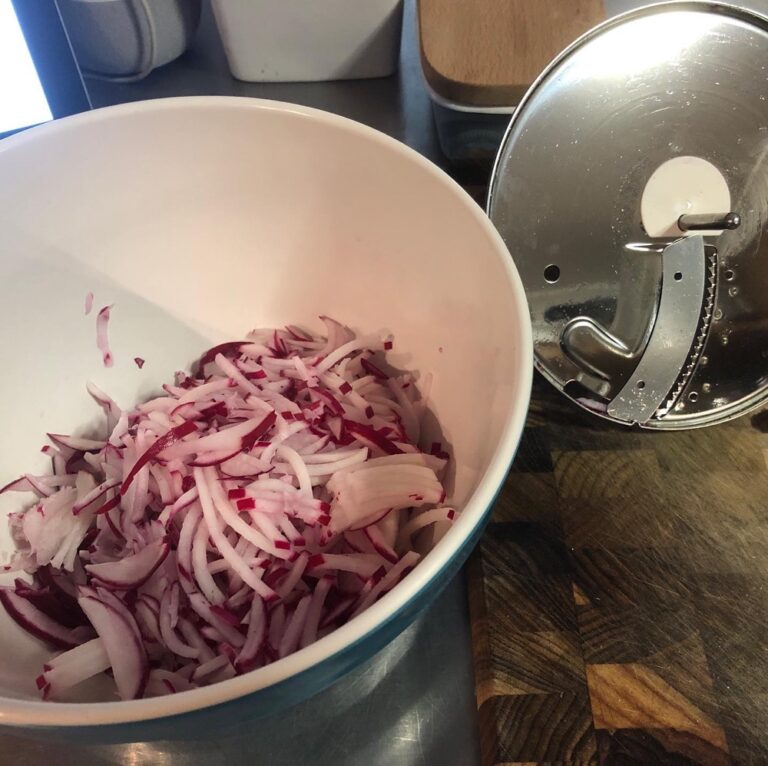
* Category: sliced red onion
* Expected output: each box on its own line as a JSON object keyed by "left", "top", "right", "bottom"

{"left": 219, "top": 453, "right": 270, "bottom": 477}
{"left": 96, "top": 305, "right": 114, "bottom": 368}
{"left": 134, "top": 597, "right": 162, "bottom": 644}
{"left": 120, "top": 420, "right": 198, "bottom": 493}
{"left": 170, "top": 487, "right": 199, "bottom": 517}
{"left": 272, "top": 447, "right": 367, "bottom": 479}
{"left": 72, "top": 478, "right": 120, "bottom": 515}
{"left": 86, "top": 381, "right": 121, "bottom": 431}
{"left": 192, "top": 520, "right": 226, "bottom": 605}
{"left": 276, "top": 551, "right": 308, "bottom": 600}
{"left": 84, "top": 292, "right": 94, "bottom": 316}
{"left": 0, "top": 589, "right": 92, "bottom": 649}
{"left": 343, "top": 420, "right": 404, "bottom": 456}
{"left": 317, "top": 316, "right": 354, "bottom": 353}
{"left": 278, "top": 594, "right": 311, "bottom": 658}
{"left": 32, "top": 568, "right": 86, "bottom": 624}
{"left": 364, "top": 525, "right": 398, "bottom": 564}
{"left": 319, "top": 594, "right": 355, "bottom": 630}
{"left": 195, "top": 468, "right": 278, "bottom": 601}
{"left": 327, "top": 463, "right": 443, "bottom": 532}
{"left": 148, "top": 464, "right": 173, "bottom": 506}
{"left": 274, "top": 445, "right": 312, "bottom": 497}
{"left": 77, "top": 592, "right": 148, "bottom": 699}
{"left": 344, "top": 529, "right": 375, "bottom": 554}
{"left": 309, "top": 388, "right": 344, "bottom": 418}
{"left": 10, "top": 580, "right": 87, "bottom": 637}
{"left": 315, "top": 333, "right": 386, "bottom": 374}
{"left": 307, "top": 553, "right": 385, "bottom": 578}
{"left": 47, "top": 434, "right": 106, "bottom": 453}
{"left": 94, "top": 494, "right": 120, "bottom": 517}
{"left": 267, "top": 603, "right": 286, "bottom": 656}
{"left": 21, "top": 487, "right": 81, "bottom": 571}
{"left": 176, "top": 505, "right": 201, "bottom": 584}
{"left": 188, "top": 449, "right": 242, "bottom": 468}
{"left": 216, "top": 495, "right": 292, "bottom": 563}
{"left": 178, "top": 617, "right": 216, "bottom": 663}
{"left": 300, "top": 575, "right": 332, "bottom": 649}
{"left": 175, "top": 377, "right": 235, "bottom": 407}
{"left": 160, "top": 413, "right": 275, "bottom": 461}
{"left": 278, "top": 516, "right": 305, "bottom": 547}
{"left": 37, "top": 637, "right": 110, "bottom": 700}
{"left": 2, "top": 319, "right": 452, "bottom": 700}
{"left": 0, "top": 474, "right": 76, "bottom": 497}
{"left": 0, "top": 476, "right": 39, "bottom": 496}
{"left": 360, "top": 356, "right": 388, "bottom": 380}
{"left": 351, "top": 551, "right": 420, "bottom": 617}
{"left": 196, "top": 341, "right": 247, "bottom": 375}
{"left": 235, "top": 596, "right": 266, "bottom": 672}
{"left": 187, "top": 592, "right": 245, "bottom": 648}
{"left": 145, "top": 668, "right": 197, "bottom": 696}
{"left": 213, "top": 354, "right": 268, "bottom": 398}
{"left": 108, "top": 414, "right": 130, "bottom": 448}
{"left": 396, "top": 507, "right": 457, "bottom": 550}
{"left": 86, "top": 539, "right": 168, "bottom": 590}
{"left": 209, "top": 604, "right": 240, "bottom": 627}
{"left": 158, "top": 586, "right": 199, "bottom": 659}
{"left": 192, "top": 654, "right": 231, "bottom": 682}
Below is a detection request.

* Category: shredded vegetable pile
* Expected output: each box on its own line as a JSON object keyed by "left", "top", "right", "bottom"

{"left": 0, "top": 318, "right": 455, "bottom": 700}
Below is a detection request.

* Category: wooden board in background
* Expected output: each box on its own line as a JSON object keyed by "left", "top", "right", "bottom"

{"left": 418, "top": 0, "right": 605, "bottom": 107}
{"left": 469, "top": 376, "right": 768, "bottom": 765}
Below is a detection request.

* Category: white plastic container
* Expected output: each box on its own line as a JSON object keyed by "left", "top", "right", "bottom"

{"left": 211, "top": 0, "right": 403, "bottom": 82}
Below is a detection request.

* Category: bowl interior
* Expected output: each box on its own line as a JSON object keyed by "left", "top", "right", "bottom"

{"left": 0, "top": 98, "right": 529, "bottom": 715}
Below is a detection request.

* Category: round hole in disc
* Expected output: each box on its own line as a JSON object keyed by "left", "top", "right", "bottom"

{"left": 636, "top": 380, "right": 646, "bottom": 390}
{"left": 544, "top": 264, "right": 560, "bottom": 283}
{"left": 725, "top": 269, "right": 735, "bottom": 281}
{"left": 674, "top": 272, "right": 683, "bottom": 281}
{"left": 688, "top": 391, "right": 699, "bottom": 403}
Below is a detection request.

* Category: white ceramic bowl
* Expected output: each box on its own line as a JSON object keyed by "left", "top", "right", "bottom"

{"left": 0, "top": 97, "right": 531, "bottom": 738}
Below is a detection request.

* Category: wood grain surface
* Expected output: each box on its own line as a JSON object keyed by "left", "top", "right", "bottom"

{"left": 418, "top": 0, "right": 605, "bottom": 107}
{"left": 469, "top": 376, "right": 768, "bottom": 766}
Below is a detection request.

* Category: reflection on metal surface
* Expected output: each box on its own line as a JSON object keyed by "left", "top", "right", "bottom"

{"left": 607, "top": 237, "right": 707, "bottom": 423}
{"left": 561, "top": 236, "right": 712, "bottom": 422}
{"left": 572, "top": 10, "right": 721, "bottom": 77}
{"left": 488, "top": 2, "right": 768, "bottom": 429}
{"left": 562, "top": 317, "right": 635, "bottom": 386}
{"left": 624, "top": 242, "right": 667, "bottom": 254}
{"left": 678, "top": 211, "right": 741, "bottom": 231}
{"left": 118, "top": 742, "right": 174, "bottom": 766}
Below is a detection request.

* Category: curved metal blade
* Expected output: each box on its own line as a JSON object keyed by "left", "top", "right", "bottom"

{"left": 607, "top": 236, "right": 709, "bottom": 424}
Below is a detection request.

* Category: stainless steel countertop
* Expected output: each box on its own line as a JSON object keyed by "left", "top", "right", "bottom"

{"left": 1, "top": 2, "right": 481, "bottom": 764}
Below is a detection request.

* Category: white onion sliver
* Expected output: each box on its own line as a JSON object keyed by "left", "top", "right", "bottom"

{"left": 95, "top": 305, "right": 114, "bottom": 368}
{"left": 278, "top": 594, "right": 312, "bottom": 658}
{"left": 192, "top": 520, "right": 226, "bottom": 605}
{"left": 195, "top": 468, "right": 278, "bottom": 601}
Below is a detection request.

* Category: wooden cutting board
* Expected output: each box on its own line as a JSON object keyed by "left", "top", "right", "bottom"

{"left": 468, "top": 376, "right": 768, "bottom": 765}
{"left": 418, "top": 0, "right": 605, "bottom": 107}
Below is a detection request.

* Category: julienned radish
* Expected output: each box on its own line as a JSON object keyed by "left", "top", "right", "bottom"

{"left": 0, "top": 318, "right": 456, "bottom": 700}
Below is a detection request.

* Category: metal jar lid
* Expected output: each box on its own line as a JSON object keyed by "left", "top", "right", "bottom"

{"left": 488, "top": 2, "right": 768, "bottom": 429}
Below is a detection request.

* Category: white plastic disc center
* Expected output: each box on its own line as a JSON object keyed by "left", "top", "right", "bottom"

{"left": 640, "top": 156, "right": 731, "bottom": 238}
